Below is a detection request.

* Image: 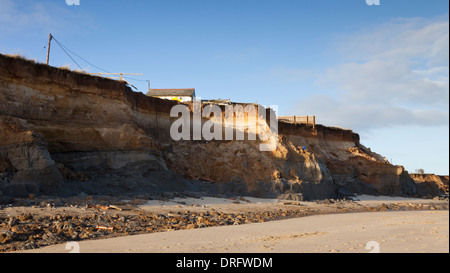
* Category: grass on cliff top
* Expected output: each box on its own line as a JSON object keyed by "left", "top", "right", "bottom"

{"left": 4, "top": 53, "right": 90, "bottom": 75}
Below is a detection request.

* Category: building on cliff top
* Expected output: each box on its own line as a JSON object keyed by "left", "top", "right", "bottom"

{"left": 146, "top": 88, "right": 196, "bottom": 102}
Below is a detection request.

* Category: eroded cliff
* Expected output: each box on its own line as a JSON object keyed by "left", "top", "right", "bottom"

{"left": 0, "top": 54, "right": 437, "bottom": 200}
{"left": 410, "top": 174, "right": 449, "bottom": 197}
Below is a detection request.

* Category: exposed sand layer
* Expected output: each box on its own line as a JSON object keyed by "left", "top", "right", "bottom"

{"left": 14, "top": 195, "right": 448, "bottom": 253}
{"left": 1, "top": 53, "right": 430, "bottom": 201}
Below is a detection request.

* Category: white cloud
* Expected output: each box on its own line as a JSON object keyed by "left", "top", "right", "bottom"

{"left": 0, "top": 0, "right": 94, "bottom": 37}
{"left": 292, "top": 16, "right": 449, "bottom": 132}
{"left": 334, "top": 17, "right": 449, "bottom": 66}
{"left": 296, "top": 94, "right": 448, "bottom": 131}
{"left": 0, "top": 0, "right": 55, "bottom": 34}
{"left": 321, "top": 60, "right": 448, "bottom": 106}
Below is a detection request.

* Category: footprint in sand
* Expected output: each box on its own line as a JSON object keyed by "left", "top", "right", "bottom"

{"left": 260, "top": 245, "right": 273, "bottom": 250}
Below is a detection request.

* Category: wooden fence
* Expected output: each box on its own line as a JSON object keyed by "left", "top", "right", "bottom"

{"left": 278, "top": 116, "right": 316, "bottom": 128}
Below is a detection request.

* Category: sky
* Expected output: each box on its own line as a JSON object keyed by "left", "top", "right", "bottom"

{"left": 1, "top": 0, "right": 449, "bottom": 175}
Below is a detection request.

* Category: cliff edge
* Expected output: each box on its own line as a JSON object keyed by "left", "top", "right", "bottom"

{"left": 0, "top": 53, "right": 438, "bottom": 200}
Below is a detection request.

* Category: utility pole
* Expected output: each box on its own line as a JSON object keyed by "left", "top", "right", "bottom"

{"left": 46, "top": 33, "right": 52, "bottom": 65}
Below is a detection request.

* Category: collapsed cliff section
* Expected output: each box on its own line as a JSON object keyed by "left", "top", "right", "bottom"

{"left": 0, "top": 116, "right": 63, "bottom": 196}
{"left": 0, "top": 53, "right": 433, "bottom": 200}
{"left": 278, "top": 123, "right": 418, "bottom": 197}
{"left": 164, "top": 121, "right": 418, "bottom": 200}
{"left": 410, "top": 174, "right": 449, "bottom": 197}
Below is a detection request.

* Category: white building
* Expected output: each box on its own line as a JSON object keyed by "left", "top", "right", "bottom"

{"left": 146, "top": 88, "right": 196, "bottom": 102}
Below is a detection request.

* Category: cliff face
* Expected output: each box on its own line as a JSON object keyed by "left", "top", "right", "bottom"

{"left": 410, "top": 174, "right": 449, "bottom": 196}
{"left": 0, "top": 54, "right": 429, "bottom": 199}
{"left": 0, "top": 54, "right": 177, "bottom": 197}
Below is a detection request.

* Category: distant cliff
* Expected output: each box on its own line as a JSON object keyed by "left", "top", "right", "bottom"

{"left": 410, "top": 174, "right": 449, "bottom": 197}
{"left": 0, "top": 53, "right": 439, "bottom": 200}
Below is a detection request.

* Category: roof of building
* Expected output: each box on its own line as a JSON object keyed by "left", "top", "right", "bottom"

{"left": 146, "top": 88, "right": 196, "bottom": 97}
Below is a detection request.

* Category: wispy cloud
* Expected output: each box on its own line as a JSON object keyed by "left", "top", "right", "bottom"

{"left": 1, "top": 0, "right": 58, "bottom": 34}
{"left": 292, "top": 16, "right": 449, "bottom": 132}
{"left": 334, "top": 17, "right": 449, "bottom": 65}
{"left": 0, "top": 0, "right": 94, "bottom": 37}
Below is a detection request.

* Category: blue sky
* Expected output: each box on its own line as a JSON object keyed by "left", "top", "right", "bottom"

{"left": 1, "top": 0, "right": 449, "bottom": 175}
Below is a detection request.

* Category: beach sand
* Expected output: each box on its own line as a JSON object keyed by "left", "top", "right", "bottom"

{"left": 19, "top": 195, "right": 449, "bottom": 253}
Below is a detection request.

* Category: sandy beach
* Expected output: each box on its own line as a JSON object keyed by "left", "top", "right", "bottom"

{"left": 20, "top": 210, "right": 448, "bottom": 253}
{"left": 16, "top": 195, "right": 449, "bottom": 253}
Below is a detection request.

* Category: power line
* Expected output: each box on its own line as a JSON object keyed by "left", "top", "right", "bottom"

{"left": 48, "top": 34, "right": 148, "bottom": 86}
{"left": 54, "top": 38, "right": 111, "bottom": 73}
{"left": 51, "top": 36, "right": 84, "bottom": 71}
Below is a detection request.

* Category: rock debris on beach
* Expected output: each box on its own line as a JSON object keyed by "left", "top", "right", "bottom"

{"left": 0, "top": 195, "right": 448, "bottom": 252}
